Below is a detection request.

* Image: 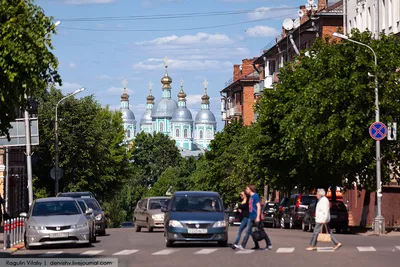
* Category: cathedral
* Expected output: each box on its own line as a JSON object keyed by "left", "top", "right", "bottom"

{"left": 119, "top": 57, "right": 217, "bottom": 154}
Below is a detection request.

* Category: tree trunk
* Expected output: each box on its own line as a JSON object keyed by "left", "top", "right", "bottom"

{"left": 264, "top": 184, "right": 269, "bottom": 204}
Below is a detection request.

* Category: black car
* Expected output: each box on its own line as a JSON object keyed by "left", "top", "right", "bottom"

{"left": 162, "top": 191, "right": 229, "bottom": 247}
{"left": 271, "top": 197, "right": 289, "bottom": 228}
{"left": 262, "top": 202, "right": 279, "bottom": 227}
{"left": 302, "top": 200, "right": 349, "bottom": 233}
{"left": 280, "top": 194, "right": 317, "bottom": 229}
{"left": 82, "top": 198, "right": 107, "bottom": 236}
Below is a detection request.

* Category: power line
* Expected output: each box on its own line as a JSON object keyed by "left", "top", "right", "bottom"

{"left": 60, "top": 14, "right": 294, "bottom": 32}
{"left": 58, "top": 7, "right": 297, "bottom": 22}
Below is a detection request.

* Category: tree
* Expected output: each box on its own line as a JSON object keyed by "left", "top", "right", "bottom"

{"left": 33, "top": 88, "right": 131, "bottom": 203}
{"left": 0, "top": 0, "right": 61, "bottom": 137}
{"left": 254, "top": 30, "right": 400, "bottom": 191}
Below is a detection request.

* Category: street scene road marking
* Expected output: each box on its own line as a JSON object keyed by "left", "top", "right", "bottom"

{"left": 40, "top": 251, "right": 63, "bottom": 257}
{"left": 317, "top": 247, "right": 334, "bottom": 252}
{"left": 113, "top": 250, "right": 139, "bottom": 255}
{"left": 357, "top": 246, "right": 376, "bottom": 252}
{"left": 235, "top": 250, "right": 254, "bottom": 254}
{"left": 276, "top": 247, "right": 295, "bottom": 253}
{"left": 81, "top": 250, "right": 104, "bottom": 255}
{"left": 152, "top": 249, "right": 179, "bottom": 255}
{"left": 194, "top": 249, "right": 218, "bottom": 254}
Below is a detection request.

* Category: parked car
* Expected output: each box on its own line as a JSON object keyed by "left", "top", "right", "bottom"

{"left": 134, "top": 196, "right": 170, "bottom": 232}
{"left": 57, "top": 192, "right": 95, "bottom": 198}
{"left": 20, "top": 197, "right": 92, "bottom": 249}
{"left": 81, "top": 198, "right": 107, "bottom": 236}
{"left": 262, "top": 202, "right": 279, "bottom": 227}
{"left": 76, "top": 198, "right": 96, "bottom": 243}
{"left": 163, "top": 191, "right": 229, "bottom": 247}
{"left": 302, "top": 200, "right": 349, "bottom": 233}
{"left": 121, "top": 222, "right": 134, "bottom": 228}
{"left": 271, "top": 197, "right": 289, "bottom": 228}
{"left": 228, "top": 209, "right": 241, "bottom": 226}
{"left": 280, "top": 194, "right": 317, "bottom": 229}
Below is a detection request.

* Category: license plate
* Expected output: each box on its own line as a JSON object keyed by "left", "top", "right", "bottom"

{"left": 188, "top": 229, "right": 207, "bottom": 234}
{"left": 331, "top": 215, "right": 338, "bottom": 219}
{"left": 49, "top": 232, "right": 69, "bottom": 238}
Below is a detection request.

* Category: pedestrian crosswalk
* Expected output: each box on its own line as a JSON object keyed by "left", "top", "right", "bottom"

{"left": 33, "top": 245, "right": 400, "bottom": 257}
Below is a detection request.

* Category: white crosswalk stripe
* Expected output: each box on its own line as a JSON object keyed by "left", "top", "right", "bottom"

{"left": 40, "top": 251, "right": 63, "bottom": 257}
{"left": 276, "top": 247, "right": 295, "bottom": 253}
{"left": 317, "top": 247, "right": 334, "bottom": 252}
{"left": 235, "top": 250, "right": 254, "bottom": 254}
{"left": 152, "top": 249, "right": 179, "bottom": 255}
{"left": 113, "top": 250, "right": 139, "bottom": 255}
{"left": 396, "top": 246, "right": 400, "bottom": 251}
{"left": 357, "top": 246, "right": 376, "bottom": 252}
{"left": 81, "top": 250, "right": 104, "bottom": 255}
{"left": 194, "top": 249, "right": 218, "bottom": 255}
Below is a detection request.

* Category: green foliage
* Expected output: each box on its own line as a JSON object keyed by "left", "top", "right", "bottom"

{"left": 0, "top": 0, "right": 61, "bottom": 137}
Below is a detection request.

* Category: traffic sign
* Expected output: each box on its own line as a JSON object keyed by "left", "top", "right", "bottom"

{"left": 50, "top": 167, "right": 63, "bottom": 180}
{"left": 369, "top": 122, "right": 387, "bottom": 141}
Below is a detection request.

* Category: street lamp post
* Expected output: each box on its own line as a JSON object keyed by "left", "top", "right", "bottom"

{"left": 55, "top": 88, "right": 85, "bottom": 195}
{"left": 333, "top": 32, "right": 385, "bottom": 234}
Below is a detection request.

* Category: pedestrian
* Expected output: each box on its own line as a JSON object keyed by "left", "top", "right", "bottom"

{"left": 306, "top": 189, "right": 342, "bottom": 251}
{"left": 236, "top": 184, "right": 272, "bottom": 250}
{"left": 231, "top": 191, "right": 249, "bottom": 249}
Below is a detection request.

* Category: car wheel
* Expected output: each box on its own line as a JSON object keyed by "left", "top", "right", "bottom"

{"left": 336, "top": 228, "right": 342, "bottom": 234}
{"left": 147, "top": 220, "right": 153, "bottom": 232}
{"left": 166, "top": 239, "right": 174, "bottom": 247}
{"left": 135, "top": 220, "right": 141, "bottom": 232}
{"left": 92, "top": 227, "right": 97, "bottom": 243}
{"left": 302, "top": 221, "right": 308, "bottom": 231}
{"left": 289, "top": 216, "right": 295, "bottom": 229}
{"left": 99, "top": 229, "right": 106, "bottom": 236}
{"left": 24, "top": 234, "right": 30, "bottom": 250}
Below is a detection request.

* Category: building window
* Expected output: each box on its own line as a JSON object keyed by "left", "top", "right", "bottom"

{"left": 199, "top": 130, "right": 203, "bottom": 139}
{"left": 160, "top": 121, "right": 164, "bottom": 132}
{"left": 389, "top": 0, "right": 393, "bottom": 28}
{"left": 184, "top": 129, "right": 188, "bottom": 138}
{"left": 367, "top": 7, "right": 372, "bottom": 31}
{"left": 176, "top": 128, "right": 180, "bottom": 138}
{"left": 127, "top": 130, "right": 131, "bottom": 138}
{"left": 207, "top": 130, "right": 212, "bottom": 139}
{"left": 382, "top": 0, "right": 386, "bottom": 30}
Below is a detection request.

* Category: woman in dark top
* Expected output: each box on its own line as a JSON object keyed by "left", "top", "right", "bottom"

{"left": 232, "top": 191, "right": 249, "bottom": 249}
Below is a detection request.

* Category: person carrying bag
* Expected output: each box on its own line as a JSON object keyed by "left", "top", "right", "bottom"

{"left": 250, "top": 206, "right": 272, "bottom": 250}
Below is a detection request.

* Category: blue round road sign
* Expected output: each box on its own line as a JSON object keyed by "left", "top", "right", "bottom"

{"left": 369, "top": 122, "right": 387, "bottom": 141}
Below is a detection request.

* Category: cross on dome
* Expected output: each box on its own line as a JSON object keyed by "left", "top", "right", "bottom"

{"left": 180, "top": 78, "right": 184, "bottom": 87}
{"left": 164, "top": 56, "right": 169, "bottom": 68}
{"left": 148, "top": 81, "right": 153, "bottom": 93}
{"left": 122, "top": 79, "right": 128, "bottom": 89}
{"left": 203, "top": 79, "right": 209, "bottom": 88}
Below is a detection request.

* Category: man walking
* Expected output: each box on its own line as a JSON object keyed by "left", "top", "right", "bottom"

{"left": 306, "top": 189, "right": 342, "bottom": 251}
{"left": 234, "top": 184, "right": 272, "bottom": 250}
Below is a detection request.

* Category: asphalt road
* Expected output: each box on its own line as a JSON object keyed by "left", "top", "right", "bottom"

{"left": 6, "top": 227, "right": 400, "bottom": 267}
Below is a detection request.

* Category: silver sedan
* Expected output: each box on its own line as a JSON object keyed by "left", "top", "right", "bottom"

{"left": 21, "top": 197, "right": 92, "bottom": 249}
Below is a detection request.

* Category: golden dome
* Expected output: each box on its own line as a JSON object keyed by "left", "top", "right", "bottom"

{"left": 178, "top": 87, "right": 186, "bottom": 101}
{"left": 201, "top": 79, "right": 210, "bottom": 104}
{"left": 147, "top": 93, "right": 155, "bottom": 104}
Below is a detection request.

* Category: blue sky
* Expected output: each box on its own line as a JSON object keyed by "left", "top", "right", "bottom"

{"left": 37, "top": 0, "right": 311, "bottom": 130}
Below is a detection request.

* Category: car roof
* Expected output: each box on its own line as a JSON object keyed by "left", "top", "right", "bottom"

{"left": 173, "top": 191, "right": 220, "bottom": 197}
{"left": 36, "top": 197, "right": 76, "bottom": 202}
{"left": 146, "top": 196, "right": 170, "bottom": 199}
{"left": 58, "top": 192, "right": 93, "bottom": 196}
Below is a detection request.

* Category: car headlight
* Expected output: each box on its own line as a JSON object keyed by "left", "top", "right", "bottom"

{"left": 152, "top": 214, "right": 164, "bottom": 220}
{"left": 168, "top": 220, "right": 183, "bottom": 228}
{"left": 71, "top": 223, "right": 88, "bottom": 229}
{"left": 213, "top": 221, "right": 227, "bottom": 228}
{"left": 95, "top": 214, "right": 102, "bottom": 221}
{"left": 28, "top": 225, "right": 45, "bottom": 230}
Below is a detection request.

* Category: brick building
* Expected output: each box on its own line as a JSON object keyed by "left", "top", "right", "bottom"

{"left": 220, "top": 58, "right": 260, "bottom": 126}
{"left": 252, "top": 0, "right": 343, "bottom": 118}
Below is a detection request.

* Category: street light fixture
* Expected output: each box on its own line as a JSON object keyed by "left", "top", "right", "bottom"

{"left": 333, "top": 32, "right": 384, "bottom": 234}
{"left": 54, "top": 87, "right": 85, "bottom": 195}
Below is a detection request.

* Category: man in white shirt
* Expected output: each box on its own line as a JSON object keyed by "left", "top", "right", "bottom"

{"left": 306, "top": 189, "right": 342, "bottom": 251}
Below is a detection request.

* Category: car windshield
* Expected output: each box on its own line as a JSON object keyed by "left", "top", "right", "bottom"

{"left": 83, "top": 199, "right": 101, "bottom": 211}
{"left": 77, "top": 201, "right": 87, "bottom": 212}
{"left": 32, "top": 201, "right": 81, "bottom": 216}
{"left": 148, "top": 198, "right": 168, "bottom": 210}
{"left": 330, "top": 201, "right": 346, "bottom": 211}
{"left": 300, "top": 196, "right": 316, "bottom": 205}
{"left": 171, "top": 195, "right": 223, "bottom": 212}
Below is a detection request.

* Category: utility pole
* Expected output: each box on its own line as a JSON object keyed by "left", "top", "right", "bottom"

{"left": 24, "top": 94, "right": 33, "bottom": 207}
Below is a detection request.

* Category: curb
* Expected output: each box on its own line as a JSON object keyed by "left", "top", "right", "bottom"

{"left": 6, "top": 243, "right": 24, "bottom": 254}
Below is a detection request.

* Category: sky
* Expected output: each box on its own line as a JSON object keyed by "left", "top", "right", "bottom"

{"left": 36, "top": 0, "right": 314, "bottom": 131}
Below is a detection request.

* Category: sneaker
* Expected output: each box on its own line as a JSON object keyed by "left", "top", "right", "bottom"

{"left": 236, "top": 245, "right": 245, "bottom": 250}
{"left": 333, "top": 243, "right": 342, "bottom": 250}
{"left": 231, "top": 244, "right": 237, "bottom": 250}
{"left": 265, "top": 245, "right": 272, "bottom": 250}
{"left": 306, "top": 246, "right": 317, "bottom": 251}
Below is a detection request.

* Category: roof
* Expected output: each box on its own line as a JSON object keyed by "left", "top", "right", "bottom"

{"left": 144, "top": 196, "right": 171, "bottom": 199}
{"left": 173, "top": 191, "right": 220, "bottom": 197}
{"left": 221, "top": 71, "right": 260, "bottom": 93}
{"left": 36, "top": 197, "right": 75, "bottom": 202}
{"left": 151, "top": 98, "right": 178, "bottom": 118}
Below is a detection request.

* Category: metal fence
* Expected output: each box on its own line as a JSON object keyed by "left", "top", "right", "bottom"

{"left": 3, "top": 217, "right": 25, "bottom": 249}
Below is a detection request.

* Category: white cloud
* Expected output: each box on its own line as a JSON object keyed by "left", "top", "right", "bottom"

{"left": 136, "top": 32, "right": 234, "bottom": 46}
{"left": 186, "top": 95, "right": 203, "bottom": 107}
{"left": 133, "top": 59, "right": 233, "bottom": 71}
{"left": 107, "top": 86, "right": 134, "bottom": 95}
{"left": 63, "top": 0, "right": 117, "bottom": 4}
{"left": 248, "top": 6, "right": 297, "bottom": 20}
{"left": 69, "top": 62, "right": 77, "bottom": 69}
{"left": 57, "top": 82, "right": 84, "bottom": 94}
{"left": 245, "top": 26, "right": 280, "bottom": 37}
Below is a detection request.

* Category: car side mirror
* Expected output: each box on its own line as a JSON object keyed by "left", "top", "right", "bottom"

{"left": 85, "top": 209, "right": 93, "bottom": 215}
{"left": 19, "top": 212, "right": 28, "bottom": 218}
{"left": 161, "top": 206, "right": 168, "bottom": 213}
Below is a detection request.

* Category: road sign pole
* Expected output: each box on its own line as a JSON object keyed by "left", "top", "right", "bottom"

{"left": 24, "top": 94, "right": 33, "bottom": 207}
{"left": 55, "top": 106, "right": 59, "bottom": 196}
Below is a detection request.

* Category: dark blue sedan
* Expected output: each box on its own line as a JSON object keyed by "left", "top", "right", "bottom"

{"left": 162, "top": 191, "right": 229, "bottom": 247}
